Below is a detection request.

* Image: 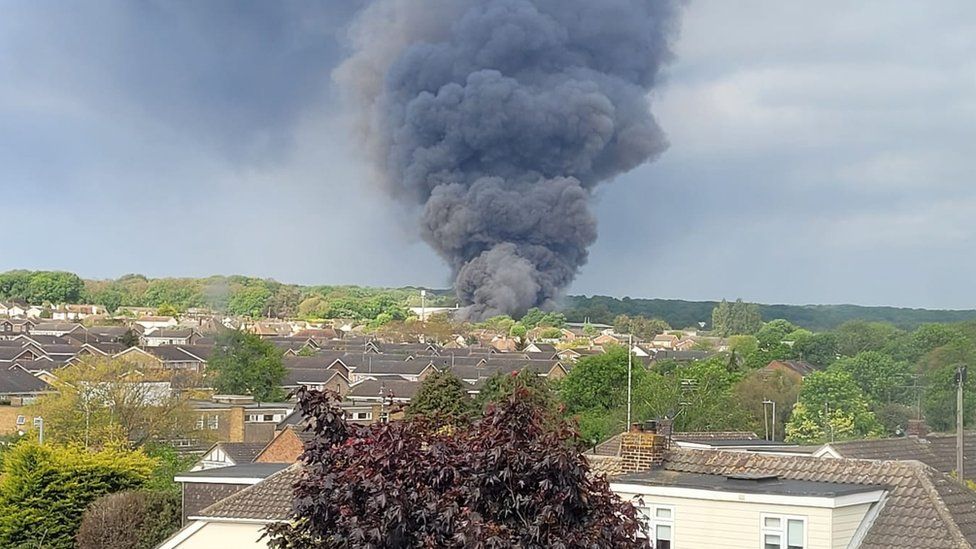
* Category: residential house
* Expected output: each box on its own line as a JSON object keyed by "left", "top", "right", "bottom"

{"left": 592, "top": 333, "right": 621, "bottom": 346}
{"left": 51, "top": 304, "right": 104, "bottom": 321}
{"left": 134, "top": 316, "right": 179, "bottom": 330}
{"left": 0, "top": 365, "right": 53, "bottom": 434}
{"left": 281, "top": 368, "right": 349, "bottom": 396}
{"left": 813, "top": 424, "right": 976, "bottom": 484}
{"left": 601, "top": 423, "right": 976, "bottom": 548}
{"left": 188, "top": 397, "right": 293, "bottom": 446}
{"left": 160, "top": 464, "right": 298, "bottom": 549}
{"left": 29, "top": 322, "right": 85, "bottom": 337}
{"left": 651, "top": 333, "right": 680, "bottom": 349}
{"left": 142, "top": 328, "right": 201, "bottom": 347}
{"left": 763, "top": 359, "right": 821, "bottom": 380}
{"left": 172, "top": 463, "right": 290, "bottom": 525}
{"left": 190, "top": 441, "right": 268, "bottom": 471}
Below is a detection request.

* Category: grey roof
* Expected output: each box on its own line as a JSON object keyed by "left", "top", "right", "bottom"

{"left": 347, "top": 378, "right": 421, "bottom": 400}
{"left": 282, "top": 353, "right": 347, "bottom": 369}
{"left": 0, "top": 366, "right": 51, "bottom": 395}
{"left": 145, "top": 328, "right": 194, "bottom": 338}
{"left": 825, "top": 433, "right": 976, "bottom": 483}
{"left": 616, "top": 468, "right": 883, "bottom": 498}
{"left": 30, "top": 322, "right": 84, "bottom": 332}
{"left": 216, "top": 442, "right": 268, "bottom": 464}
{"left": 282, "top": 368, "right": 342, "bottom": 386}
{"left": 764, "top": 359, "right": 820, "bottom": 376}
{"left": 195, "top": 464, "right": 300, "bottom": 521}
{"left": 177, "top": 463, "right": 289, "bottom": 480}
{"left": 593, "top": 431, "right": 762, "bottom": 457}
{"left": 663, "top": 448, "right": 976, "bottom": 549}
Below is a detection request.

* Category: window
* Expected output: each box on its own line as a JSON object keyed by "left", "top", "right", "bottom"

{"left": 195, "top": 416, "right": 205, "bottom": 430}
{"left": 207, "top": 415, "right": 219, "bottom": 430}
{"left": 638, "top": 505, "right": 674, "bottom": 549}
{"left": 15, "top": 415, "right": 25, "bottom": 426}
{"left": 351, "top": 411, "right": 372, "bottom": 421}
{"left": 762, "top": 515, "right": 805, "bottom": 549}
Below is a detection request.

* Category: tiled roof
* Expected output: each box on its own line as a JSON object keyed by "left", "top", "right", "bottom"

{"left": 587, "top": 455, "right": 624, "bottom": 478}
{"left": 665, "top": 448, "right": 976, "bottom": 549}
{"left": 217, "top": 442, "right": 268, "bottom": 465}
{"left": 195, "top": 464, "right": 300, "bottom": 522}
{"left": 347, "top": 378, "right": 421, "bottom": 400}
{"left": 0, "top": 366, "right": 51, "bottom": 394}
{"left": 825, "top": 433, "right": 976, "bottom": 484}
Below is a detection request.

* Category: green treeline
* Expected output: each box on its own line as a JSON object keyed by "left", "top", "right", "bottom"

{"left": 563, "top": 295, "right": 976, "bottom": 331}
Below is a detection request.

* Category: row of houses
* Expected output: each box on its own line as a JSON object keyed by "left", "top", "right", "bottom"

{"left": 159, "top": 414, "right": 976, "bottom": 549}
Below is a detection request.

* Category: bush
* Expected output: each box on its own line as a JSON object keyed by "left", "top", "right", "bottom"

{"left": 76, "top": 490, "right": 181, "bottom": 549}
{"left": 0, "top": 442, "right": 156, "bottom": 548}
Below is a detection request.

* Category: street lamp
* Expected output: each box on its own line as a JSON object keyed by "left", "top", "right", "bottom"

{"left": 33, "top": 416, "right": 44, "bottom": 445}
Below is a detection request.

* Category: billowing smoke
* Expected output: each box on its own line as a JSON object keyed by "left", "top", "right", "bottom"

{"left": 336, "top": 0, "right": 682, "bottom": 319}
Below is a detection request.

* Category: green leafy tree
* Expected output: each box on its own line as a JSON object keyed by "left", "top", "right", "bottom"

{"left": 26, "top": 271, "right": 85, "bottom": 303}
{"left": 734, "top": 369, "right": 801, "bottom": 440}
{"left": 406, "top": 370, "right": 474, "bottom": 422}
{"left": 711, "top": 299, "right": 762, "bottom": 336}
{"left": 833, "top": 321, "right": 904, "bottom": 358}
{"left": 792, "top": 333, "right": 839, "bottom": 368}
{"left": 828, "top": 351, "right": 912, "bottom": 405}
{"left": 561, "top": 347, "right": 639, "bottom": 412}
{"left": 75, "top": 490, "right": 181, "bottom": 549}
{"left": 755, "top": 319, "right": 799, "bottom": 350}
{"left": 918, "top": 340, "right": 976, "bottom": 431}
{"left": 227, "top": 285, "right": 273, "bottom": 318}
{"left": 156, "top": 303, "right": 179, "bottom": 318}
{"left": 474, "top": 369, "right": 554, "bottom": 412}
{"left": 208, "top": 331, "right": 286, "bottom": 401}
{"left": 785, "top": 370, "right": 883, "bottom": 443}
{"left": 0, "top": 442, "right": 156, "bottom": 548}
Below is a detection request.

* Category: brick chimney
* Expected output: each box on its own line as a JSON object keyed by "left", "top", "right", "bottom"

{"left": 907, "top": 419, "right": 929, "bottom": 439}
{"left": 619, "top": 421, "right": 669, "bottom": 473}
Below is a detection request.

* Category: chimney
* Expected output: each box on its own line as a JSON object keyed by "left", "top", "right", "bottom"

{"left": 228, "top": 406, "right": 245, "bottom": 443}
{"left": 619, "top": 421, "right": 669, "bottom": 473}
{"left": 907, "top": 419, "right": 929, "bottom": 439}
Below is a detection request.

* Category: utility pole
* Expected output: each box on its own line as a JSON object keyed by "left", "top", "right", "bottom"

{"left": 957, "top": 365, "right": 967, "bottom": 480}
{"left": 627, "top": 333, "right": 633, "bottom": 427}
{"left": 33, "top": 417, "right": 43, "bottom": 445}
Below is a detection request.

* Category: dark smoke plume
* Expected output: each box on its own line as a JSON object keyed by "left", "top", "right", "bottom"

{"left": 336, "top": 0, "right": 682, "bottom": 319}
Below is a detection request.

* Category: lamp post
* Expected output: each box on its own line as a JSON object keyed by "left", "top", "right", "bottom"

{"left": 32, "top": 416, "right": 43, "bottom": 445}
{"left": 627, "top": 333, "right": 633, "bottom": 427}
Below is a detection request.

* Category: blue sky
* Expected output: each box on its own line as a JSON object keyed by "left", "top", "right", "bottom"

{"left": 2, "top": 1, "right": 975, "bottom": 308}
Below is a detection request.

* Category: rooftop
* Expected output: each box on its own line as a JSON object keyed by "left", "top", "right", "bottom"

{"left": 615, "top": 469, "right": 883, "bottom": 499}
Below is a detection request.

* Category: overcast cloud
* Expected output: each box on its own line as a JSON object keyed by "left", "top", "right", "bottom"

{"left": 1, "top": 1, "right": 974, "bottom": 308}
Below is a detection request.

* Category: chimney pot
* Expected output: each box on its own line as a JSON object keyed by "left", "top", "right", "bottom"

{"left": 907, "top": 419, "right": 928, "bottom": 439}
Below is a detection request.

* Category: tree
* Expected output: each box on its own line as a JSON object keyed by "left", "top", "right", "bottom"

{"left": 828, "top": 351, "right": 912, "bottom": 405}
{"left": 560, "top": 347, "right": 639, "bottom": 412}
{"left": 614, "top": 315, "right": 671, "bottom": 340}
{"left": 120, "top": 329, "right": 141, "bottom": 348}
{"left": 474, "top": 369, "right": 554, "bottom": 413}
{"left": 734, "top": 370, "right": 801, "bottom": 440}
{"left": 227, "top": 285, "right": 273, "bottom": 318}
{"left": 711, "top": 299, "right": 762, "bottom": 336}
{"left": 785, "top": 370, "right": 883, "bottom": 444}
{"left": 75, "top": 490, "right": 181, "bottom": 549}
{"left": 25, "top": 271, "right": 85, "bottom": 304}
{"left": 156, "top": 303, "right": 179, "bottom": 318}
{"left": 833, "top": 321, "right": 904, "bottom": 358}
{"left": 0, "top": 442, "right": 156, "bottom": 548}
{"left": 30, "top": 357, "right": 196, "bottom": 449}
{"left": 207, "top": 331, "right": 286, "bottom": 401}
{"left": 918, "top": 340, "right": 976, "bottom": 431}
{"left": 755, "top": 319, "right": 799, "bottom": 350}
{"left": 266, "top": 388, "right": 648, "bottom": 548}
{"left": 406, "top": 370, "right": 474, "bottom": 422}
{"left": 792, "top": 333, "right": 839, "bottom": 368}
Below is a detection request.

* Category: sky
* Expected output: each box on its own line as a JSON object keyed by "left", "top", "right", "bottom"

{"left": 1, "top": 1, "right": 974, "bottom": 309}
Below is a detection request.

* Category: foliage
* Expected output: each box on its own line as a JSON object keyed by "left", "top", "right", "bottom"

{"left": 0, "top": 442, "right": 155, "bottom": 549}
{"left": 227, "top": 285, "right": 273, "bottom": 317}
{"left": 785, "top": 370, "right": 883, "bottom": 444}
{"left": 406, "top": 370, "right": 474, "bottom": 423}
{"left": 75, "top": 490, "right": 181, "bottom": 549}
{"left": 474, "top": 369, "right": 555, "bottom": 413}
{"left": 155, "top": 303, "right": 179, "bottom": 318}
{"left": 142, "top": 443, "right": 197, "bottom": 495}
{"left": 207, "top": 330, "right": 286, "bottom": 401}
{"left": 755, "top": 319, "right": 800, "bottom": 349}
{"left": 0, "top": 270, "right": 85, "bottom": 304}
{"left": 711, "top": 299, "right": 763, "bottom": 337}
{"left": 560, "top": 347, "right": 640, "bottom": 412}
{"left": 828, "top": 351, "right": 913, "bottom": 405}
{"left": 613, "top": 314, "right": 671, "bottom": 340}
{"left": 266, "top": 388, "right": 649, "bottom": 548}
{"left": 564, "top": 294, "right": 976, "bottom": 331}
{"left": 29, "top": 357, "right": 196, "bottom": 449}
{"left": 792, "top": 333, "right": 839, "bottom": 368}
{"left": 734, "top": 369, "right": 802, "bottom": 440}
{"left": 918, "top": 340, "right": 976, "bottom": 432}
{"left": 519, "top": 308, "right": 566, "bottom": 329}
{"left": 833, "top": 321, "right": 904, "bottom": 358}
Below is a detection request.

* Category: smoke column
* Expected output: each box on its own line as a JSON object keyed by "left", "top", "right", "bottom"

{"left": 336, "top": 0, "right": 682, "bottom": 319}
